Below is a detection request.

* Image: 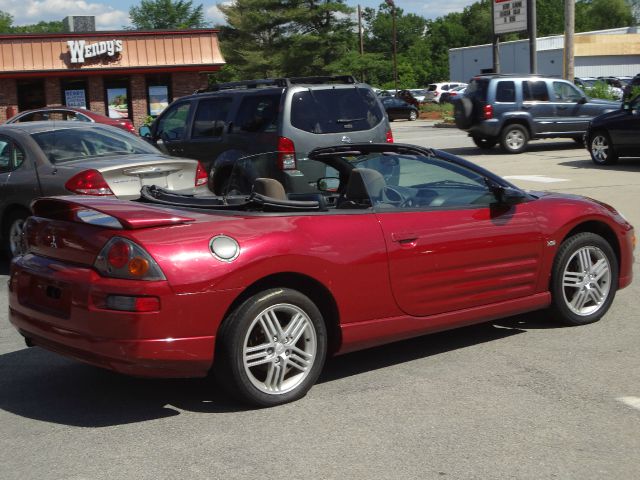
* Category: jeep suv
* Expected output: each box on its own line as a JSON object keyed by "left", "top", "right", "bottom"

{"left": 140, "top": 76, "right": 392, "bottom": 193}
{"left": 454, "top": 74, "right": 620, "bottom": 153}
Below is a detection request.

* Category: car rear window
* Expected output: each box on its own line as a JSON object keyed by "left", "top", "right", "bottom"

{"left": 290, "top": 87, "right": 384, "bottom": 134}
{"left": 495, "top": 81, "right": 516, "bottom": 102}
{"left": 427, "top": 85, "right": 437, "bottom": 91}
{"left": 465, "top": 79, "right": 489, "bottom": 102}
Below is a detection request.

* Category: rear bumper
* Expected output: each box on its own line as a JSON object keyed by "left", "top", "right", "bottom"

{"left": 8, "top": 254, "right": 240, "bottom": 378}
{"left": 468, "top": 119, "right": 501, "bottom": 138}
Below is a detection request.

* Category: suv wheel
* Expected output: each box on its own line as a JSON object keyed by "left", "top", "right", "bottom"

{"left": 590, "top": 131, "right": 618, "bottom": 165}
{"left": 472, "top": 136, "right": 497, "bottom": 149}
{"left": 408, "top": 110, "right": 418, "bottom": 121}
{"left": 500, "top": 124, "right": 529, "bottom": 154}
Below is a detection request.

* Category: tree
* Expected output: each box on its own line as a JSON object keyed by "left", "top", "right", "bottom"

{"left": 129, "top": 0, "right": 207, "bottom": 30}
{"left": 0, "top": 11, "right": 12, "bottom": 33}
{"left": 216, "top": 0, "right": 355, "bottom": 80}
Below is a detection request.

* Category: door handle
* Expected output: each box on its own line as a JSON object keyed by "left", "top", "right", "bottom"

{"left": 391, "top": 233, "right": 418, "bottom": 244}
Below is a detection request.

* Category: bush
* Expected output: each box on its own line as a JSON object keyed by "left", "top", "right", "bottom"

{"left": 585, "top": 81, "right": 618, "bottom": 100}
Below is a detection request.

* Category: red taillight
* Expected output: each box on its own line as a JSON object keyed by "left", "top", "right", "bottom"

{"left": 105, "top": 295, "right": 161, "bottom": 312}
{"left": 386, "top": 129, "right": 394, "bottom": 143}
{"left": 277, "top": 136, "right": 296, "bottom": 170}
{"left": 195, "top": 161, "right": 208, "bottom": 187}
{"left": 65, "top": 169, "right": 114, "bottom": 196}
{"left": 483, "top": 104, "right": 494, "bottom": 120}
{"left": 121, "top": 121, "right": 136, "bottom": 134}
{"left": 107, "top": 240, "right": 130, "bottom": 269}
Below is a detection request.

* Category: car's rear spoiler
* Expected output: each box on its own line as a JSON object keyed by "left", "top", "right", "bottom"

{"left": 31, "top": 196, "right": 195, "bottom": 230}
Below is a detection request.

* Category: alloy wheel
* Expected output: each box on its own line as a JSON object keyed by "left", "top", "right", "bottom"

{"left": 561, "top": 246, "right": 611, "bottom": 316}
{"left": 591, "top": 135, "right": 609, "bottom": 163}
{"left": 505, "top": 129, "right": 525, "bottom": 150}
{"left": 8, "top": 218, "right": 26, "bottom": 257}
{"left": 242, "top": 303, "right": 317, "bottom": 395}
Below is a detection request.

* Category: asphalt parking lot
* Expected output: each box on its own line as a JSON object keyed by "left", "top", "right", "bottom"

{"left": 1, "top": 120, "right": 638, "bottom": 479}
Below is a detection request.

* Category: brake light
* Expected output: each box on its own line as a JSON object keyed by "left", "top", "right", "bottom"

{"left": 195, "top": 161, "right": 208, "bottom": 186}
{"left": 277, "top": 136, "right": 296, "bottom": 170}
{"left": 105, "top": 295, "right": 160, "bottom": 312}
{"left": 386, "top": 129, "right": 394, "bottom": 143}
{"left": 95, "top": 237, "right": 166, "bottom": 281}
{"left": 65, "top": 170, "right": 114, "bottom": 196}
{"left": 121, "top": 120, "right": 136, "bottom": 135}
{"left": 483, "top": 104, "right": 494, "bottom": 120}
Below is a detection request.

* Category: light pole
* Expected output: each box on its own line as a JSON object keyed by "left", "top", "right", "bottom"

{"left": 385, "top": 0, "right": 398, "bottom": 92}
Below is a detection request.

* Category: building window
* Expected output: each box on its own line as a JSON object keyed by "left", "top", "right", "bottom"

{"left": 104, "top": 77, "right": 131, "bottom": 119}
{"left": 62, "top": 78, "right": 88, "bottom": 109}
{"left": 146, "top": 75, "right": 172, "bottom": 117}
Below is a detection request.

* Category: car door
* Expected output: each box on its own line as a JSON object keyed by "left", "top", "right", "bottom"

{"left": 521, "top": 80, "right": 556, "bottom": 134}
{"left": 0, "top": 135, "right": 40, "bottom": 218}
{"left": 180, "top": 96, "right": 233, "bottom": 165}
{"left": 151, "top": 100, "right": 193, "bottom": 156}
{"left": 609, "top": 97, "right": 640, "bottom": 154}
{"left": 550, "top": 80, "right": 590, "bottom": 133}
{"left": 367, "top": 155, "right": 544, "bottom": 317}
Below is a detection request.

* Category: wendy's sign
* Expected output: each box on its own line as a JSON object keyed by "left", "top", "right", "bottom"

{"left": 67, "top": 39, "right": 123, "bottom": 64}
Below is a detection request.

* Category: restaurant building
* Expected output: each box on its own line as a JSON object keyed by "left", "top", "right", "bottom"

{"left": 0, "top": 17, "right": 225, "bottom": 127}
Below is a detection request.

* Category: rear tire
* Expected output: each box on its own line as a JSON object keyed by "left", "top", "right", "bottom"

{"left": 500, "top": 124, "right": 529, "bottom": 154}
{"left": 215, "top": 288, "right": 327, "bottom": 407}
{"left": 408, "top": 110, "right": 418, "bottom": 121}
{"left": 589, "top": 131, "right": 618, "bottom": 165}
{"left": 549, "top": 233, "right": 618, "bottom": 326}
{"left": 472, "top": 136, "right": 498, "bottom": 149}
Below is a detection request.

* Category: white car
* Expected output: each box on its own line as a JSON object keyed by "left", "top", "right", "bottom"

{"left": 425, "top": 82, "right": 467, "bottom": 103}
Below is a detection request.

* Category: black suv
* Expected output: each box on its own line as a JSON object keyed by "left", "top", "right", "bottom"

{"left": 454, "top": 74, "right": 619, "bottom": 153}
{"left": 140, "top": 76, "right": 392, "bottom": 193}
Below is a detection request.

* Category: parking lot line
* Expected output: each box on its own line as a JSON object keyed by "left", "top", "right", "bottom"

{"left": 617, "top": 396, "right": 640, "bottom": 411}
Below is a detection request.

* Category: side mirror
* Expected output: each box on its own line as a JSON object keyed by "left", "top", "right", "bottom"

{"left": 485, "top": 177, "right": 527, "bottom": 206}
{"left": 578, "top": 96, "right": 587, "bottom": 104}
{"left": 317, "top": 177, "right": 340, "bottom": 192}
{"left": 139, "top": 125, "right": 151, "bottom": 137}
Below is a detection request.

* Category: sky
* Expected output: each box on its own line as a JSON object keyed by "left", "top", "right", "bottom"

{"left": 0, "top": 0, "right": 477, "bottom": 30}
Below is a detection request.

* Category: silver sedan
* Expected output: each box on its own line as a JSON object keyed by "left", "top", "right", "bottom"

{"left": 0, "top": 122, "right": 208, "bottom": 258}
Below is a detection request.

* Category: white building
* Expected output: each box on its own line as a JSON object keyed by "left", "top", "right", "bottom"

{"left": 449, "top": 26, "right": 640, "bottom": 82}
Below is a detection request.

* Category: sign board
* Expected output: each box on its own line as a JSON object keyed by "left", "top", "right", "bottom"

{"left": 494, "top": 0, "right": 527, "bottom": 35}
{"left": 64, "top": 89, "right": 87, "bottom": 109}
{"left": 67, "top": 39, "right": 123, "bottom": 64}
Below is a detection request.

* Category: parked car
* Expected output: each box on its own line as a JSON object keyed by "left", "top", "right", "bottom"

{"left": 6, "top": 107, "right": 137, "bottom": 135}
{"left": 439, "top": 85, "right": 467, "bottom": 104}
{"left": 425, "top": 82, "right": 467, "bottom": 103}
{"left": 395, "top": 89, "right": 420, "bottom": 108}
{"left": 586, "top": 94, "right": 640, "bottom": 165}
{"left": 454, "top": 74, "right": 620, "bottom": 153}
{"left": 0, "top": 122, "right": 208, "bottom": 258}
{"left": 382, "top": 97, "right": 419, "bottom": 121}
{"left": 409, "top": 89, "right": 428, "bottom": 103}
{"left": 140, "top": 76, "right": 393, "bottom": 194}
{"left": 8, "top": 143, "right": 634, "bottom": 407}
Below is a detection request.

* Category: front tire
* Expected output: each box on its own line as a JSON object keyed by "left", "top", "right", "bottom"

{"left": 215, "top": 288, "right": 327, "bottom": 407}
{"left": 408, "top": 110, "right": 418, "bottom": 121}
{"left": 550, "top": 233, "right": 618, "bottom": 326}
{"left": 2, "top": 210, "right": 29, "bottom": 259}
{"left": 500, "top": 124, "right": 529, "bottom": 154}
{"left": 589, "top": 131, "right": 618, "bottom": 165}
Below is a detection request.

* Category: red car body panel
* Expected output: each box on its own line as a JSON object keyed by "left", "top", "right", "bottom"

{"left": 8, "top": 191, "right": 634, "bottom": 378}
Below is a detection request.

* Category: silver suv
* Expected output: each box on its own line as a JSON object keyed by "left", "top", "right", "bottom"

{"left": 140, "top": 76, "right": 392, "bottom": 193}
{"left": 454, "top": 74, "right": 619, "bottom": 153}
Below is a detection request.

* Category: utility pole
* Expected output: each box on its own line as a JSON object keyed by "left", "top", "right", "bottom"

{"left": 564, "top": 0, "right": 575, "bottom": 80}
{"left": 358, "top": 4, "right": 365, "bottom": 82}
{"left": 491, "top": 0, "right": 500, "bottom": 73}
{"left": 385, "top": 0, "right": 398, "bottom": 92}
{"left": 528, "top": 0, "right": 537, "bottom": 73}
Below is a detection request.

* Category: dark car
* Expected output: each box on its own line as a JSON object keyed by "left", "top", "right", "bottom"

{"left": 139, "top": 76, "right": 392, "bottom": 194}
{"left": 586, "top": 95, "right": 640, "bottom": 165}
{"left": 6, "top": 107, "right": 137, "bottom": 135}
{"left": 8, "top": 143, "right": 634, "bottom": 406}
{"left": 381, "top": 97, "right": 419, "bottom": 121}
{"left": 439, "top": 85, "right": 466, "bottom": 104}
{"left": 454, "top": 74, "right": 620, "bottom": 153}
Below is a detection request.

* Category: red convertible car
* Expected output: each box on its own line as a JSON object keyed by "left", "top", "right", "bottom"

{"left": 8, "top": 144, "right": 635, "bottom": 406}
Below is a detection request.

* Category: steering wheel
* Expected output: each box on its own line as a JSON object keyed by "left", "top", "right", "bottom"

{"left": 382, "top": 185, "right": 414, "bottom": 207}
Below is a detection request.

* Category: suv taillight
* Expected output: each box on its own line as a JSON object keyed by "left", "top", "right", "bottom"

{"left": 195, "top": 161, "right": 208, "bottom": 187}
{"left": 65, "top": 170, "right": 114, "bottom": 196}
{"left": 482, "top": 104, "right": 494, "bottom": 120}
{"left": 386, "top": 129, "right": 394, "bottom": 143}
{"left": 277, "top": 136, "right": 296, "bottom": 170}
{"left": 95, "top": 237, "right": 166, "bottom": 281}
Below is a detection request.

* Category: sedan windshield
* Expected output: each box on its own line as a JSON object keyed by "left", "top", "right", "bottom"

{"left": 32, "top": 127, "right": 159, "bottom": 164}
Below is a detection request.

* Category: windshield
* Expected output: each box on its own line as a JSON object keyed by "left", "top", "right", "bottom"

{"left": 290, "top": 87, "right": 384, "bottom": 134}
{"left": 32, "top": 127, "right": 159, "bottom": 164}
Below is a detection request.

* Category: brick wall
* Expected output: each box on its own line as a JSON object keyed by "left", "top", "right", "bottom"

{"left": 88, "top": 76, "right": 106, "bottom": 115}
{"left": 44, "top": 78, "right": 62, "bottom": 106}
{"left": 130, "top": 74, "right": 147, "bottom": 129}
{"left": 0, "top": 79, "right": 18, "bottom": 123}
{"left": 172, "top": 72, "right": 209, "bottom": 99}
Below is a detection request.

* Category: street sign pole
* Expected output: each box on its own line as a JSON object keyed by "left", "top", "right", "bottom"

{"left": 528, "top": 0, "right": 537, "bottom": 73}
{"left": 492, "top": 0, "right": 500, "bottom": 74}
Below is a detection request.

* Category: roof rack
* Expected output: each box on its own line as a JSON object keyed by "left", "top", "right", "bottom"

{"left": 196, "top": 75, "right": 357, "bottom": 93}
